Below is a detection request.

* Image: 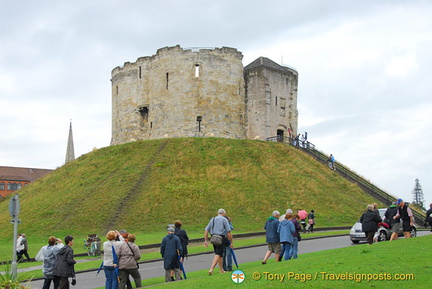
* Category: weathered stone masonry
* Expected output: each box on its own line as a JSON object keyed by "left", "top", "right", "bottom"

{"left": 110, "top": 45, "right": 298, "bottom": 145}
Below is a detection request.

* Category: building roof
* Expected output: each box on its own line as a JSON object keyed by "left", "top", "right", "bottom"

{"left": 0, "top": 166, "right": 53, "bottom": 183}
{"left": 244, "top": 56, "right": 297, "bottom": 74}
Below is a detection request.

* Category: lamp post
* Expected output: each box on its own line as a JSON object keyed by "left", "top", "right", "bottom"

{"left": 196, "top": 116, "right": 202, "bottom": 132}
{"left": 9, "top": 194, "right": 20, "bottom": 280}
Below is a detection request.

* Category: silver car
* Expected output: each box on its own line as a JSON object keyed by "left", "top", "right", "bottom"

{"left": 349, "top": 208, "right": 417, "bottom": 243}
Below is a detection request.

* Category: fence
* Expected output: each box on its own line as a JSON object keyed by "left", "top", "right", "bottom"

{"left": 266, "top": 136, "right": 426, "bottom": 224}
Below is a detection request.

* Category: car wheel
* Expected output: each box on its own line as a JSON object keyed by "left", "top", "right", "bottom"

{"left": 410, "top": 227, "right": 417, "bottom": 237}
{"left": 351, "top": 240, "right": 360, "bottom": 244}
{"left": 378, "top": 231, "right": 387, "bottom": 242}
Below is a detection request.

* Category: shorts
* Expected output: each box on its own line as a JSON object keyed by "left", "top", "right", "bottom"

{"left": 402, "top": 221, "right": 412, "bottom": 232}
{"left": 267, "top": 243, "right": 282, "bottom": 254}
{"left": 213, "top": 244, "right": 225, "bottom": 257}
{"left": 390, "top": 222, "right": 401, "bottom": 233}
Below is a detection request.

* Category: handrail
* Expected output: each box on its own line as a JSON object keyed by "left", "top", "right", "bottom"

{"left": 266, "top": 136, "right": 426, "bottom": 224}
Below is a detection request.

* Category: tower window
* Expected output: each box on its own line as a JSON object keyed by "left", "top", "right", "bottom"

{"left": 139, "top": 66, "right": 142, "bottom": 79}
{"left": 166, "top": 73, "right": 169, "bottom": 89}
{"left": 195, "top": 64, "right": 200, "bottom": 77}
{"left": 138, "top": 106, "right": 149, "bottom": 122}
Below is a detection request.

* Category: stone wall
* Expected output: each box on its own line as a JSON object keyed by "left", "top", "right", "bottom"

{"left": 111, "top": 45, "right": 246, "bottom": 145}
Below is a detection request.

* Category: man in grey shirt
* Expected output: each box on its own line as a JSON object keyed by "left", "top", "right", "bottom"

{"left": 204, "top": 208, "right": 234, "bottom": 275}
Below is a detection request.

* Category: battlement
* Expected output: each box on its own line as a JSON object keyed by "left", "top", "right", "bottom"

{"left": 112, "top": 45, "right": 243, "bottom": 75}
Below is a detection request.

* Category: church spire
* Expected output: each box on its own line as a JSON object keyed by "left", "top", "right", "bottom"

{"left": 65, "top": 120, "right": 75, "bottom": 164}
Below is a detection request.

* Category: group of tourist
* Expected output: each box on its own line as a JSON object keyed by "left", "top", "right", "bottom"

{"left": 161, "top": 220, "right": 189, "bottom": 282}
{"left": 260, "top": 208, "right": 315, "bottom": 265}
{"left": 35, "top": 235, "right": 76, "bottom": 289}
{"left": 359, "top": 198, "right": 414, "bottom": 245}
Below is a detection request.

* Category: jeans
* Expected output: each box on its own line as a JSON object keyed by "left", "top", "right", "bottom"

{"left": 290, "top": 237, "right": 298, "bottom": 259}
{"left": 104, "top": 266, "right": 118, "bottom": 289}
{"left": 223, "top": 245, "right": 233, "bottom": 271}
{"left": 281, "top": 242, "right": 293, "bottom": 261}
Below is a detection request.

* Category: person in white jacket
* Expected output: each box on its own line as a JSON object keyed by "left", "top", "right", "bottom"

{"left": 103, "top": 230, "right": 124, "bottom": 289}
{"left": 35, "top": 236, "right": 64, "bottom": 289}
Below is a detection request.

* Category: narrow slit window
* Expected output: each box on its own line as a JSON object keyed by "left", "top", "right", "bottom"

{"left": 275, "top": 96, "right": 278, "bottom": 106}
{"left": 195, "top": 64, "right": 200, "bottom": 77}
{"left": 139, "top": 66, "right": 142, "bottom": 79}
{"left": 116, "top": 85, "right": 119, "bottom": 95}
{"left": 166, "top": 73, "right": 169, "bottom": 89}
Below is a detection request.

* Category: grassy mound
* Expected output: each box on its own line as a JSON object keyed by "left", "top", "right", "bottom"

{"left": 1, "top": 138, "right": 381, "bottom": 239}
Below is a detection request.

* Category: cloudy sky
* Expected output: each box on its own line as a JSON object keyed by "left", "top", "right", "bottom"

{"left": 1, "top": 0, "right": 431, "bottom": 207}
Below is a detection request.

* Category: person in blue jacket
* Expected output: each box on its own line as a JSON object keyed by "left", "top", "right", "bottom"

{"left": 262, "top": 210, "right": 281, "bottom": 264}
{"left": 278, "top": 213, "right": 296, "bottom": 261}
{"left": 161, "top": 227, "right": 183, "bottom": 282}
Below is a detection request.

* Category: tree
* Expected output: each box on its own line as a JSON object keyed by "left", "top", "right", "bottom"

{"left": 412, "top": 178, "right": 425, "bottom": 211}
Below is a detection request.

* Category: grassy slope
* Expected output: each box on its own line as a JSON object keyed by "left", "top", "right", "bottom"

{"left": 0, "top": 138, "right": 382, "bottom": 254}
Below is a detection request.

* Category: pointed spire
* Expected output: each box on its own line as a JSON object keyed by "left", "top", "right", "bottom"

{"left": 65, "top": 120, "right": 75, "bottom": 164}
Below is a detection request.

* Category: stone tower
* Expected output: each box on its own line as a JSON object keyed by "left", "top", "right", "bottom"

{"left": 111, "top": 46, "right": 246, "bottom": 145}
{"left": 244, "top": 57, "right": 298, "bottom": 140}
{"left": 110, "top": 45, "right": 298, "bottom": 145}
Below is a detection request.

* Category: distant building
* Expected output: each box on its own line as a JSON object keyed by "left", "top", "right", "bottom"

{"left": 65, "top": 121, "right": 75, "bottom": 164}
{"left": 110, "top": 45, "right": 299, "bottom": 145}
{"left": 0, "top": 166, "right": 53, "bottom": 198}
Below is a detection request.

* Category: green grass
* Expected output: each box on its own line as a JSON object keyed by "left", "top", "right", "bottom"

{"left": 0, "top": 138, "right": 384, "bottom": 260}
{"left": 141, "top": 235, "right": 432, "bottom": 289}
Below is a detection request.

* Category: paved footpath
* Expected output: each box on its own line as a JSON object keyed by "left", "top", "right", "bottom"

{"left": 26, "top": 231, "right": 430, "bottom": 289}
{"left": 28, "top": 234, "right": 350, "bottom": 289}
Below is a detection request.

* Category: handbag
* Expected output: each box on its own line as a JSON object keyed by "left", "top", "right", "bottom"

{"left": 209, "top": 217, "right": 224, "bottom": 246}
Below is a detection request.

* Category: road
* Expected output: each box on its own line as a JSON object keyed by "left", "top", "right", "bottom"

{"left": 29, "top": 231, "right": 429, "bottom": 289}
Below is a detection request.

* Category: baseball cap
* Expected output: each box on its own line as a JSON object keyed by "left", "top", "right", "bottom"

{"left": 396, "top": 198, "right": 403, "bottom": 204}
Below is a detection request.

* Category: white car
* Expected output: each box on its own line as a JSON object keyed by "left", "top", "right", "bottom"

{"left": 349, "top": 208, "right": 417, "bottom": 243}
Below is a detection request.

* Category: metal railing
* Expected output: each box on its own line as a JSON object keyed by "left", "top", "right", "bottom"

{"left": 266, "top": 136, "right": 426, "bottom": 224}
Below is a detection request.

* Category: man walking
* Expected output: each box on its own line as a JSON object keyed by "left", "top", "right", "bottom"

{"left": 393, "top": 199, "right": 413, "bottom": 239}
{"left": 328, "top": 154, "right": 336, "bottom": 170}
{"left": 204, "top": 208, "right": 233, "bottom": 275}
{"left": 53, "top": 235, "right": 76, "bottom": 289}
{"left": 161, "top": 227, "right": 182, "bottom": 282}
{"left": 425, "top": 203, "right": 432, "bottom": 233}
{"left": 383, "top": 202, "right": 400, "bottom": 241}
{"left": 262, "top": 210, "right": 281, "bottom": 264}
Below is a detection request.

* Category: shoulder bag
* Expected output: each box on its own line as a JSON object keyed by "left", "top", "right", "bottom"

{"left": 209, "top": 217, "right": 223, "bottom": 246}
